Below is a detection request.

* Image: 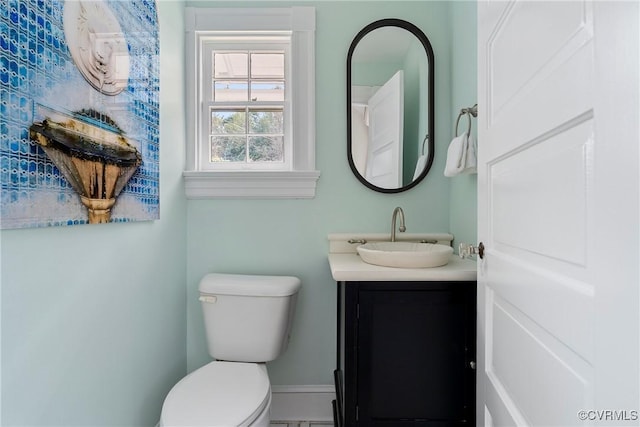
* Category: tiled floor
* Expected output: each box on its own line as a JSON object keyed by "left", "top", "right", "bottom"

{"left": 270, "top": 422, "right": 333, "bottom": 427}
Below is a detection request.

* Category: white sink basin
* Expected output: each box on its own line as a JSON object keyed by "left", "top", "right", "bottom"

{"left": 356, "top": 241, "right": 454, "bottom": 268}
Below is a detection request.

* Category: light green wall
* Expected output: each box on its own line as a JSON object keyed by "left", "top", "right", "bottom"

{"left": 448, "top": 1, "right": 478, "bottom": 252}
{"left": 0, "top": 1, "right": 478, "bottom": 425}
{"left": 0, "top": 2, "right": 188, "bottom": 425}
{"left": 184, "top": 1, "right": 454, "bottom": 386}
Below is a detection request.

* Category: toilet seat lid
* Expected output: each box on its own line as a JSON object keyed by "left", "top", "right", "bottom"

{"left": 161, "top": 361, "right": 270, "bottom": 426}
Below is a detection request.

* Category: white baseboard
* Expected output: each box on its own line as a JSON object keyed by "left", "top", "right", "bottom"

{"left": 270, "top": 385, "right": 335, "bottom": 422}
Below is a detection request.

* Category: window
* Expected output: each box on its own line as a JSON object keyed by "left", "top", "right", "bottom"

{"left": 184, "top": 7, "right": 319, "bottom": 199}
{"left": 204, "top": 42, "right": 289, "bottom": 170}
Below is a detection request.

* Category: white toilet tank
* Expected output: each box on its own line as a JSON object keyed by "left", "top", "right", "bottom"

{"left": 198, "top": 273, "right": 301, "bottom": 363}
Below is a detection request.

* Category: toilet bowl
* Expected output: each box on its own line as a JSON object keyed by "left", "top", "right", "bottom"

{"left": 160, "top": 362, "right": 271, "bottom": 427}
{"left": 160, "top": 273, "right": 301, "bottom": 426}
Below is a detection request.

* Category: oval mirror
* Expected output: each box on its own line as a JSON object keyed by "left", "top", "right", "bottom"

{"left": 347, "top": 19, "right": 435, "bottom": 193}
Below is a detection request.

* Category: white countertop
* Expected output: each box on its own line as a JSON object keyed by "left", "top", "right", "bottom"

{"left": 327, "top": 232, "right": 477, "bottom": 282}
{"left": 328, "top": 253, "right": 477, "bottom": 281}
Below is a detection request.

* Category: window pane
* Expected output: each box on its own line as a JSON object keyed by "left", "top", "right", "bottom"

{"left": 214, "top": 81, "right": 249, "bottom": 102}
{"left": 211, "top": 110, "right": 246, "bottom": 134}
{"left": 250, "top": 81, "right": 285, "bottom": 102}
{"left": 211, "top": 136, "right": 246, "bottom": 162}
{"left": 249, "top": 110, "right": 283, "bottom": 134}
{"left": 214, "top": 52, "right": 248, "bottom": 78}
{"left": 249, "top": 136, "right": 284, "bottom": 162}
{"left": 206, "top": 49, "right": 287, "bottom": 167}
{"left": 251, "top": 53, "right": 284, "bottom": 79}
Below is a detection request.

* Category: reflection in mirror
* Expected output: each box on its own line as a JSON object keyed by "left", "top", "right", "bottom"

{"left": 348, "top": 19, "right": 434, "bottom": 193}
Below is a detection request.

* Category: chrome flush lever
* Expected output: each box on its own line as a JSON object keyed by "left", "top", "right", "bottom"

{"left": 459, "top": 242, "right": 485, "bottom": 259}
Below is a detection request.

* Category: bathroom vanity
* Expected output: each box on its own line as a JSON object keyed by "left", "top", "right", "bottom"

{"left": 328, "top": 234, "right": 477, "bottom": 427}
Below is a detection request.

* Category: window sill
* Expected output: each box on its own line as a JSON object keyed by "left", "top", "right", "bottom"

{"left": 183, "top": 170, "right": 321, "bottom": 199}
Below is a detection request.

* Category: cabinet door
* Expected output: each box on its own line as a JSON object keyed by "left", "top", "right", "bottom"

{"left": 357, "top": 285, "right": 475, "bottom": 426}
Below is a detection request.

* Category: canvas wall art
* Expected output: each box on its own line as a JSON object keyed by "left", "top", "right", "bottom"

{"left": 1, "top": 0, "right": 159, "bottom": 228}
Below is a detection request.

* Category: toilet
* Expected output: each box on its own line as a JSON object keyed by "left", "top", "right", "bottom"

{"left": 160, "top": 273, "right": 301, "bottom": 426}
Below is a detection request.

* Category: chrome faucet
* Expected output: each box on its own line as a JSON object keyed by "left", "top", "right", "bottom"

{"left": 390, "top": 207, "right": 406, "bottom": 242}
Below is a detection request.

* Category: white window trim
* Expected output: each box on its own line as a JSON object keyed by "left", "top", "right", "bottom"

{"left": 184, "top": 7, "right": 319, "bottom": 199}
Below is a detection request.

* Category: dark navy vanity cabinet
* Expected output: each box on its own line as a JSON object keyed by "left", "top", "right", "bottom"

{"left": 333, "top": 280, "right": 476, "bottom": 426}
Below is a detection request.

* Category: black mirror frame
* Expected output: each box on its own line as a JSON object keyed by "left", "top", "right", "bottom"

{"left": 347, "top": 18, "right": 435, "bottom": 193}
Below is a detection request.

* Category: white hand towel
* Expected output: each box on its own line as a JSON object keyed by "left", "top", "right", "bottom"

{"left": 444, "top": 134, "right": 468, "bottom": 177}
{"left": 444, "top": 134, "right": 478, "bottom": 177}
{"left": 412, "top": 155, "right": 428, "bottom": 180}
{"left": 462, "top": 134, "right": 477, "bottom": 174}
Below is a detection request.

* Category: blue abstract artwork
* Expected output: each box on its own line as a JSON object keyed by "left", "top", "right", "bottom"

{"left": 1, "top": 0, "right": 159, "bottom": 228}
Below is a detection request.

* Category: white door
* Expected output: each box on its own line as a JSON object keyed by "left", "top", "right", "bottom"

{"left": 477, "top": 1, "right": 639, "bottom": 426}
{"left": 365, "top": 70, "right": 404, "bottom": 188}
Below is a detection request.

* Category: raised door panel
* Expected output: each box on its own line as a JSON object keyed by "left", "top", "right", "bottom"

{"left": 365, "top": 71, "right": 404, "bottom": 188}
{"left": 479, "top": 2, "right": 596, "bottom": 424}
{"left": 478, "top": 1, "right": 639, "bottom": 425}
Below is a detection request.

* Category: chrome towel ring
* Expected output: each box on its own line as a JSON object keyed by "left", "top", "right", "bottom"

{"left": 455, "top": 104, "right": 478, "bottom": 137}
